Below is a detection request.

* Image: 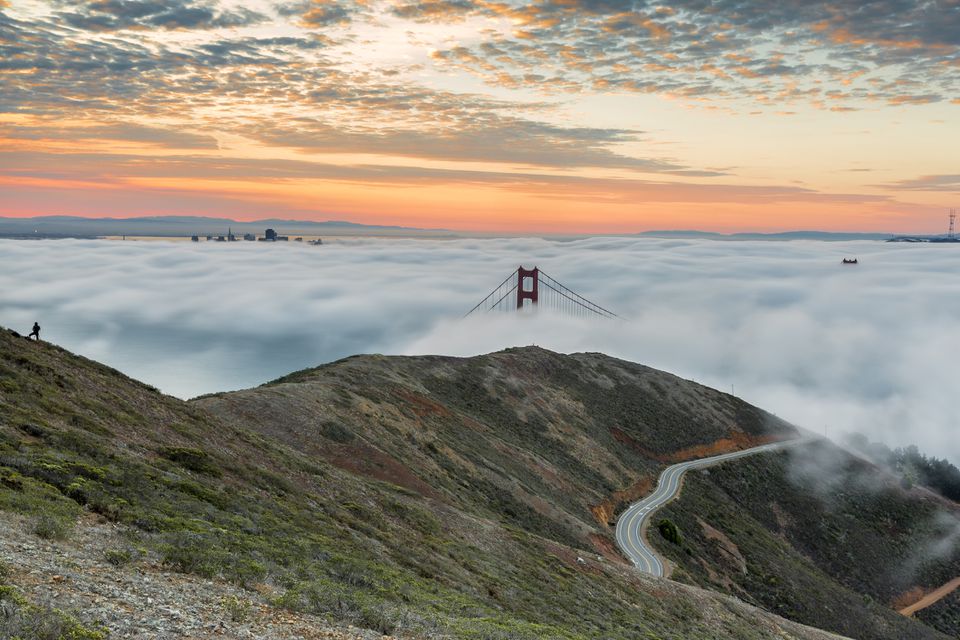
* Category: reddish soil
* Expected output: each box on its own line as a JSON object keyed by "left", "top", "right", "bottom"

{"left": 610, "top": 427, "right": 665, "bottom": 461}
{"left": 666, "top": 432, "right": 780, "bottom": 463}
{"left": 892, "top": 586, "right": 927, "bottom": 611}
{"left": 327, "top": 441, "right": 442, "bottom": 500}
{"left": 392, "top": 389, "right": 451, "bottom": 419}
{"left": 897, "top": 577, "right": 960, "bottom": 617}
{"left": 589, "top": 533, "right": 628, "bottom": 565}
{"left": 591, "top": 475, "right": 655, "bottom": 526}
{"left": 543, "top": 541, "right": 602, "bottom": 576}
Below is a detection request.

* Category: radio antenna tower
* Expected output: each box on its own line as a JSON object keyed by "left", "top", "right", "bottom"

{"left": 950, "top": 209, "right": 957, "bottom": 239}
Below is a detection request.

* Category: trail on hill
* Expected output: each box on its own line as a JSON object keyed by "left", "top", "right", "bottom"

{"left": 899, "top": 577, "right": 960, "bottom": 617}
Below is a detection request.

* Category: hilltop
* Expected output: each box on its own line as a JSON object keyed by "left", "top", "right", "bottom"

{"left": 196, "top": 347, "right": 797, "bottom": 551}
{"left": 0, "top": 329, "right": 953, "bottom": 638}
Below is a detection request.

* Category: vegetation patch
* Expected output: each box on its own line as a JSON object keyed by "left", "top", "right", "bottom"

{"left": 658, "top": 518, "right": 682, "bottom": 545}
{"left": 654, "top": 446, "right": 960, "bottom": 640}
{"left": 0, "top": 577, "right": 106, "bottom": 640}
{"left": 159, "top": 447, "right": 222, "bottom": 477}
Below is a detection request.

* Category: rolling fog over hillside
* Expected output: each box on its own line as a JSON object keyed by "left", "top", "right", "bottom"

{"left": 2, "top": 236, "right": 958, "bottom": 462}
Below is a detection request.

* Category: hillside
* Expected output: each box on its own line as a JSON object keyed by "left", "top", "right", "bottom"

{"left": 197, "top": 349, "right": 958, "bottom": 639}
{"left": 196, "top": 348, "right": 797, "bottom": 552}
{"left": 0, "top": 329, "right": 849, "bottom": 639}
{"left": 653, "top": 442, "right": 960, "bottom": 639}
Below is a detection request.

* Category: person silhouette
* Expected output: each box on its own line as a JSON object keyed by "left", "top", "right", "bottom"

{"left": 28, "top": 322, "right": 40, "bottom": 341}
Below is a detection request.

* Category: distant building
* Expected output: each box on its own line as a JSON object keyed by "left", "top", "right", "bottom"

{"left": 215, "top": 235, "right": 226, "bottom": 242}
{"left": 276, "top": 235, "right": 289, "bottom": 241}
{"left": 243, "top": 233, "right": 255, "bottom": 241}
{"left": 227, "top": 228, "right": 236, "bottom": 242}
{"left": 265, "top": 228, "right": 277, "bottom": 241}
{"left": 191, "top": 235, "right": 199, "bottom": 242}
{"left": 294, "top": 237, "right": 303, "bottom": 242}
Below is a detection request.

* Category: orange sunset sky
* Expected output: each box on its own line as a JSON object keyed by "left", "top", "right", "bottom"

{"left": 1, "top": 0, "right": 958, "bottom": 233}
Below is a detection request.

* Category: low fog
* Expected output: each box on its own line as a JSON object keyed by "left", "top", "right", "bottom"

{"left": 2, "top": 236, "right": 958, "bottom": 463}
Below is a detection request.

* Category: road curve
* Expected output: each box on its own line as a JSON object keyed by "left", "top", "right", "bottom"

{"left": 615, "top": 438, "right": 809, "bottom": 577}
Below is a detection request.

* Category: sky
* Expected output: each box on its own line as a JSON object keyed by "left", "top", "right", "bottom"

{"left": 0, "top": 0, "right": 958, "bottom": 233}
{"left": 3, "top": 236, "right": 959, "bottom": 464}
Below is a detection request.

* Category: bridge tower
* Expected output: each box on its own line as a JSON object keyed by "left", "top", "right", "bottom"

{"left": 516, "top": 266, "right": 539, "bottom": 309}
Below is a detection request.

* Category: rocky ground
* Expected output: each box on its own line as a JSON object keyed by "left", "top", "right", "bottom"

{"left": 0, "top": 512, "right": 396, "bottom": 640}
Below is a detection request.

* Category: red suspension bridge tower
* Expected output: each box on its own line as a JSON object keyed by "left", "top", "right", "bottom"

{"left": 516, "top": 266, "right": 539, "bottom": 309}
{"left": 465, "top": 266, "right": 619, "bottom": 319}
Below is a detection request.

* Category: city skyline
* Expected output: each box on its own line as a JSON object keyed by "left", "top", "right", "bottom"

{"left": 1, "top": 0, "right": 958, "bottom": 233}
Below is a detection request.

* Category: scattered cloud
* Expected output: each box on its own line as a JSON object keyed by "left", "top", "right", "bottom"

{"left": 53, "top": 0, "right": 267, "bottom": 32}
{"left": 0, "top": 2, "right": 955, "bottom": 227}
{"left": 0, "top": 149, "right": 888, "bottom": 206}
{"left": 0, "top": 122, "right": 219, "bottom": 149}
{"left": 880, "top": 174, "right": 960, "bottom": 193}
{"left": 409, "top": 0, "right": 960, "bottom": 107}
{"left": 2, "top": 237, "right": 958, "bottom": 467}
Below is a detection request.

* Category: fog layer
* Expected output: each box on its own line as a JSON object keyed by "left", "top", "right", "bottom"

{"left": 3, "top": 237, "right": 957, "bottom": 461}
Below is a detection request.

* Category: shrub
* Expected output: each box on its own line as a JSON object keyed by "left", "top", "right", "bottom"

{"left": 221, "top": 595, "right": 253, "bottom": 623}
{"left": 160, "top": 532, "right": 221, "bottom": 578}
{"left": 104, "top": 548, "right": 134, "bottom": 567}
{"left": 160, "top": 447, "right": 221, "bottom": 477}
{"left": 0, "top": 468, "right": 24, "bottom": 491}
{"left": 658, "top": 518, "right": 682, "bottom": 545}
{"left": 30, "top": 514, "right": 74, "bottom": 540}
{"left": 0, "top": 587, "right": 106, "bottom": 640}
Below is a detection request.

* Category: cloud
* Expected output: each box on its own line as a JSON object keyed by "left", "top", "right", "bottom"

{"left": 0, "top": 150, "right": 885, "bottom": 206}
{"left": 276, "top": 0, "right": 376, "bottom": 26}
{"left": 0, "top": 9, "right": 709, "bottom": 176}
{"left": 0, "top": 122, "right": 219, "bottom": 149}
{"left": 54, "top": 0, "right": 267, "bottom": 32}
{"left": 2, "top": 236, "right": 959, "bottom": 469}
{"left": 880, "top": 174, "right": 960, "bottom": 193}
{"left": 246, "top": 117, "right": 707, "bottom": 173}
{"left": 414, "top": 0, "right": 960, "bottom": 108}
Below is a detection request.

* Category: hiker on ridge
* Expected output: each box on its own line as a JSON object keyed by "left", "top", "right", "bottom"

{"left": 28, "top": 322, "right": 40, "bottom": 341}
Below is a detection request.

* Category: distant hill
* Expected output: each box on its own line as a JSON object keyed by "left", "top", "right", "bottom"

{"left": 0, "top": 330, "right": 859, "bottom": 639}
{"left": 639, "top": 229, "right": 895, "bottom": 241}
{"left": 0, "top": 215, "right": 903, "bottom": 241}
{"left": 0, "top": 215, "right": 453, "bottom": 238}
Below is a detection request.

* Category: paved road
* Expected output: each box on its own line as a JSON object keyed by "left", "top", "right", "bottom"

{"left": 615, "top": 438, "right": 809, "bottom": 577}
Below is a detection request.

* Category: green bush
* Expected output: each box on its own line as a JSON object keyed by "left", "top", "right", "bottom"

{"left": 104, "top": 547, "right": 135, "bottom": 567}
{"left": 160, "top": 532, "right": 221, "bottom": 577}
{"left": 658, "top": 518, "right": 682, "bottom": 545}
{"left": 160, "top": 447, "right": 221, "bottom": 477}
{"left": 30, "top": 513, "right": 74, "bottom": 540}
{"left": 0, "top": 585, "right": 106, "bottom": 640}
{"left": 221, "top": 595, "right": 253, "bottom": 623}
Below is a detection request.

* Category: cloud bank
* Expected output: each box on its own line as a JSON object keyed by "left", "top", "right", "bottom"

{"left": 2, "top": 237, "right": 958, "bottom": 463}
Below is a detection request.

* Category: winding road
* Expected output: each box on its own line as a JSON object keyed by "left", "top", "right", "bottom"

{"left": 615, "top": 438, "right": 809, "bottom": 577}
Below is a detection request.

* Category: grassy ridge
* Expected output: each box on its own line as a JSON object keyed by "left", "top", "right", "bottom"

{"left": 0, "top": 330, "right": 843, "bottom": 639}
{"left": 201, "top": 347, "right": 795, "bottom": 554}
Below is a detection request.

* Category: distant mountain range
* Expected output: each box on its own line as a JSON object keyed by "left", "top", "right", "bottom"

{"left": 0, "top": 215, "right": 906, "bottom": 240}
{"left": 638, "top": 229, "right": 896, "bottom": 241}
{"left": 0, "top": 215, "right": 453, "bottom": 238}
